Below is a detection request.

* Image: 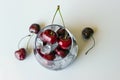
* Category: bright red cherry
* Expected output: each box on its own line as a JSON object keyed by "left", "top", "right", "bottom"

{"left": 55, "top": 47, "right": 69, "bottom": 58}
{"left": 58, "top": 36, "right": 72, "bottom": 49}
{"left": 43, "top": 51, "right": 56, "bottom": 61}
{"left": 29, "top": 24, "right": 40, "bottom": 34}
{"left": 40, "top": 29, "right": 57, "bottom": 44}
{"left": 15, "top": 48, "right": 26, "bottom": 60}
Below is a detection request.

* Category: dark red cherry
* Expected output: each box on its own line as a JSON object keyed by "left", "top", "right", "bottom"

{"left": 82, "top": 27, "right": 94, "bottom": 39}
{"left": 40, "top": 29, "right": 57, "bottom": 44}
{"left": 15, "top": 48, "right": 26, "bottom": 60}
{"left": 57, "top": 28, "right": 68, "bottom": 38}
{"left": 29, "top": 24, "right": 40, "bottom": 34}
{"left": 35, "top": 48, "right": 44, "bottom": 57}
{"left": 58, "top": 36, "right": 72, "bottom": 49}
{"left": 43, "top": 51, "right": 56, "bottom": 61}
{"left": 36, "top": 48, "right": 55, "bottom": 61}
{"left": 55, "top": 47, "right": 69, "bottom": 58}
{"left": 43, "top": 42, "right": 47, "bottom": 46}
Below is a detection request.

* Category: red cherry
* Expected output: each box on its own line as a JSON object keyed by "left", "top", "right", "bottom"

{"left": 43, "top": 51, "right": 56, "bottom": 61}
{"left": 15, "top": 48, "right": 26, "bottom": 60}
{"left": 29, "top": 24, "right": 40, "bottom": 34}
{"left": 55, "top": 47, "right": 69, "bottom": 58}
{"left": 58, "top": 36, "right": 72, "bottom": 49}
{"left": 57, "top": 28, "right": 68, "bottom": 37}
{"left": 36, "top": 48, "right": 55, "bottom": 61}
{"left": 35, "top": 48, "right": 44, "bottom": 57}
{"left": 82, "top": 27, "right": 94, "bottom": 39}
{"left": 40, "top": 29, "right": 57, "bottom": 44}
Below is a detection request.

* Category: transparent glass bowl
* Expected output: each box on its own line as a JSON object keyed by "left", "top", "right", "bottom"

{"left": 34, "top": 24, "right": 78, "bottom": 70}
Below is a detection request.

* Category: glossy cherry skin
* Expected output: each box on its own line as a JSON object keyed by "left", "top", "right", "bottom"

{"left": 36, "top": 48, "right": 56, "bottom": 61}
{"left": 29, "top": 24, "right": 40, "bottom": 34}
{"left": 82, "top": 27, "right": 94, "bottom": 39}
{"left": 58, "top": 36, "right": 72, "bottom": 49}
{"left": 40, "top": 29, "right": 57, "bottom": 44}
{"left": 15, "top": 48, "right": 26, "bottom": 60}
{"left": 57, "top": 28, "right": 68, "bottom": 38}
{"left": 43, "top": 52, "right": 56, "bottom": 61}
{"left": 55, "top": 47, "right": 69, "bottom": 58}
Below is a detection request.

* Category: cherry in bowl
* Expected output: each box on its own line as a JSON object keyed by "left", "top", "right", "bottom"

{"left": 34, "top": 24, "right": 78, "bottom": 70}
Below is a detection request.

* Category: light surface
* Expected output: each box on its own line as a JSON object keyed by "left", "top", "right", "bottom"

{"left": 0, "top": 0, "right": 120, "bottom": 80}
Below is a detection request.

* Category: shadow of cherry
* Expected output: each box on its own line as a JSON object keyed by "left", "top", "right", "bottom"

{"left": 67, "top": 24, "right": 97, "bottom": 59}
{"left": 67, "top": 25, "right": 87, "bottom": 58}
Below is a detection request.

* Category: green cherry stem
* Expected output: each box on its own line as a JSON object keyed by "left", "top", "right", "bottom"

{"left": 58, "top": 6, "right": 65, "bottom": 27}
{"left": 51, "top": 5, "right": 59, "bottom": 24}
{"left": 17, "top": 34, "right": 34, "bottom": 50}
{"left": 26, "top": 33, "right": 34, "bottom": 50}
{"left": 85, "top": 36, "right": 95, "bottom": 55}
{"left": 18, "top": 35, "right": 31, "bottom": 49}
{"left": 52, "top": 5, "right": 65, "bottom": 27}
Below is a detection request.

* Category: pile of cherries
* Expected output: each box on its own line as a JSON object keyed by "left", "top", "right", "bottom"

{"left": 36, "top": 26, "right": 72, "bottom": 61}
{"left": 15, "top": 23, "right": 94, "bottom": 61}
{"left": 15, "top": 24, "right": 72, "bottom": 61}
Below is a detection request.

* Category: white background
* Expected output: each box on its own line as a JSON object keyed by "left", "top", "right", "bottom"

{"left": 0, "top": 0, "right": 120, "bottom": 80}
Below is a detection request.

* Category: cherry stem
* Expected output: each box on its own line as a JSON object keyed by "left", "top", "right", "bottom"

{"left": 17, "top": 34, "right": 34, "bottom": 51}
{"left": 64, "top": 32, "right": 68, "bottom": 39}
{"left": 85, "top": 36, "right": 95, "bottom": 55}
{"left": 18, "top": 35, "right": 31, "bottom": 49}
{"left": 52, "top": 5, "right": 65, "bottom": 27}
{"left": 26, "top": 34, "right": 34, "bottom": 50}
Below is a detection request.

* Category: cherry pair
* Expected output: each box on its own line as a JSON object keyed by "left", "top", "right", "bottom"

{"left": 15, "top": 24, "right": 40, "bottom": 60}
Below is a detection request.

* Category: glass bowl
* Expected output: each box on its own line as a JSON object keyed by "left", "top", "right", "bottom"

{"left": 34, "top": 24, "right": 78, "bottom": 70}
